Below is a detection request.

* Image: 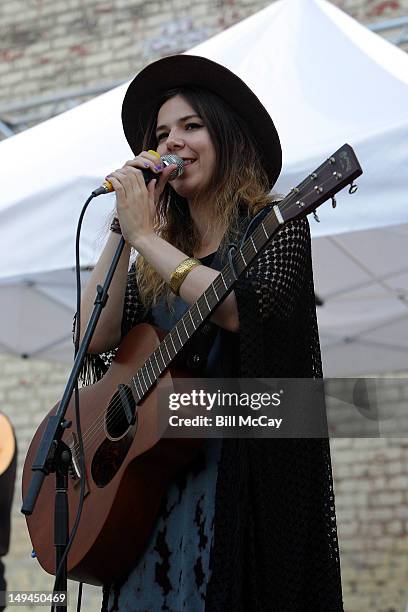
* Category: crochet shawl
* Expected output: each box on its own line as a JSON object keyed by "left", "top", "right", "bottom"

{"left": 205, "top": 213, "right": 343, "bottom": 611}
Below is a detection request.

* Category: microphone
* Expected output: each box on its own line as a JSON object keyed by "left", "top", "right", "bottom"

{"left": 92, "top": 154, "right": 185, "bottom": 197}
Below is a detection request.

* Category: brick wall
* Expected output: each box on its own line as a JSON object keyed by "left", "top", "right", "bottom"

{"left": 0, "top": 355, "right": 101, "bottom": 610}
{"left": 332, "top": 437, "right": 408, "bottom": 611}
{"left": 338, "top": 0, "right": 407, "bottom": 20}
{"left": 3, "top": 353, "right": 408, "bottom": 611}
{"left": 1, "top": 0, "right": 407, "bottom": 131}
{"left": 1, "top": 0, "right": 408, "bottom": 609}
{"left": 336, "top": 0, "right": 408, "bottom": 55}
{"left": 0, "top": 0, "right": 271, "bottom": 109}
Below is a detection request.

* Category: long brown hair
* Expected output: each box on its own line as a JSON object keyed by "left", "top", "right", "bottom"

{"left": 134, "top": 86, "right": 279, "bottom": 311}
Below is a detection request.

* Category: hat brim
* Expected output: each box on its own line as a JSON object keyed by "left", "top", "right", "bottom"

{"left": 121, "top": 54, "right": 282, "bottom": 189}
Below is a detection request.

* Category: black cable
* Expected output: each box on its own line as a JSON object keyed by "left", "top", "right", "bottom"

{"left": 50, "top": 192, "right": 96, "bottom": 612}
{"left": 76, "top": 582, "right": 83, "bottom": 612}
{"left": 239, "top": 203, "right": 275, "bottom": 246}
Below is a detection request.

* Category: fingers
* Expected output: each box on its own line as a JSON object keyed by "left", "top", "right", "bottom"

{"left": 123, "top": 151, "right": 179, "bottom": 183}
{"left": 147, "top": 178, "right": 157, "bottom": 199}
{"left": 155, "top": 163, "right": 178, "bottom": 193}
{"left": 106, "top": 154, "right": 178, "bottom": 201}
{"left": 107, "top": 165, "right": 147, "bottom": 197}
{"left": 106, "top": 175, "right": 127, "bottom": 203}
{"left": 124, "top": 151, "right": 163, "bottom": 175}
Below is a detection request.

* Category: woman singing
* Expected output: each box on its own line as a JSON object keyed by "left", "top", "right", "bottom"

{"left": 78, "top": 55, "right": 343, "bottom": 612}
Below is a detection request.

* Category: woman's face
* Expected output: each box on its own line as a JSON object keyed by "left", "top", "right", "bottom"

{"left": 155, "top": 94, "right": 216, "bottom": 202}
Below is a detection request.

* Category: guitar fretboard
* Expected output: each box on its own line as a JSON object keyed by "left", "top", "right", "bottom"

{"left": 130, "top": 206, "right": 281, "bottom": 402}
{"left": 127, "top": 143, "right": 363, "bottom": 404}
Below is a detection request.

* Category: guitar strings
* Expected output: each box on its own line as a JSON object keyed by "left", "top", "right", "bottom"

{"left": 71, "top": 183, "right": 337, "bottom": 462}
{"left": 70, "top": 164, "right": 347, "bottom": 459}
{"left": 70, "top": 167, "right": 343, "bottom": 459}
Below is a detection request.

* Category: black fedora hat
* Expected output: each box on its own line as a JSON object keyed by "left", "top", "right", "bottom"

{"left": 121, "top": 54, "right": 282, "bottom": 189}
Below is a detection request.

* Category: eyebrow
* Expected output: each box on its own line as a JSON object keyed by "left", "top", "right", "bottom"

{"left": 156, "top": 114, "right": 201, "bottom": 133}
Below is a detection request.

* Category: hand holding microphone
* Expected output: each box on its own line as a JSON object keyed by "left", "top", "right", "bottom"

{"left": 92, "top": 151, "right": 184, "bottom": 197}
{"left": 96, "top": 150, "right": 184, "bottom": 248}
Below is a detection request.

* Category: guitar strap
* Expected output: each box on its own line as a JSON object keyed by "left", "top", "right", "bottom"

{"left": 182, "top": 204, "right": 275, "bottom": 373}
{"left": 181, "top": 247, "right": 221, "bottom": 373}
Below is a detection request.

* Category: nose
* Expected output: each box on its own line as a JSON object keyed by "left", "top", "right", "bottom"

{"left": 166, "top": 129, "right": 184, "bottom": 152}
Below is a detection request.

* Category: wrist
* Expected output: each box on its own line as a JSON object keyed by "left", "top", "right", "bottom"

{"left": 130, "top": 231, "right": 156, "bottom": 251}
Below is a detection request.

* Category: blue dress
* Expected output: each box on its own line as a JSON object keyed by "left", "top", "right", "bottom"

{"left": 107, "top": 254, "right": 223, "bottom": 612}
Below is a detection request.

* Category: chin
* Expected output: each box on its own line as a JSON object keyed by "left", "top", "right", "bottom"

{"left": 171, "top": 180, "right": 196, "bottom": 200}
{"left": 171, "top": 178, "right": 210, "bottom": 202}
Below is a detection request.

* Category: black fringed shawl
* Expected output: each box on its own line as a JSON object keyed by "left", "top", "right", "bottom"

{"left": 205, "top": 214, "right": 343, "bottom": 612}
{"left": 84, "top": 209, "right": 343, "bottom": 612}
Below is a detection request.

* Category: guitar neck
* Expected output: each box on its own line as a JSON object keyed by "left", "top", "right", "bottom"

{"left": 130, "top": 207, "right": 282, "bottom": 402}
{"left": 129, "top": 143, "right": 363, "bottom": 403}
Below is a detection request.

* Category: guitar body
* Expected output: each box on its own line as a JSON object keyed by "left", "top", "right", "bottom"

{"left": 22, "top": 323, "right": 201, "bottom": 586}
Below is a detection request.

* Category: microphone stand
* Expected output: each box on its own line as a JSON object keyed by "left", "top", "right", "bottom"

{"left": 21, "top": 235, "right": 126, "bottom": 610}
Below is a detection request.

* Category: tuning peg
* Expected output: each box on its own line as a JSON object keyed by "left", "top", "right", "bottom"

{"left": 349, "top": 182, "right": 358, "bottom": 194}
{"left": 313, "top": 210, "right": 320, "bottom": 222}
{"left": 331, "top": 196, "right": 337, "bottom": 209}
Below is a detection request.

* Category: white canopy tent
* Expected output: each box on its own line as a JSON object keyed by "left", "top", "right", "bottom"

{"left": 0, "top": 0, "right": 407, "bottom": 374}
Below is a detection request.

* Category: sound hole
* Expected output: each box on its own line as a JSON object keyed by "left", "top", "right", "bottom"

{"left": 92, "top": 435, "right": 132, "bottom": 487}
{"left": 105, "top": 385, "right": 137, "bottom": 440}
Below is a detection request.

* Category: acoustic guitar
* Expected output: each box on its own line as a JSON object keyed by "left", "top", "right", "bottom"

{"left": 22, "top": 144, "right": 362, "bottom": 585}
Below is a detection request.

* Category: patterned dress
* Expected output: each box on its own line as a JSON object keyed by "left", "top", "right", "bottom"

{"left": 106, "top": 253, "right": 224, "bottom": 612}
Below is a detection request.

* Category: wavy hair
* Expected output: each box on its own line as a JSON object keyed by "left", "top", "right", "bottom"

{"left": 133, "top": 86, "right": 280, "bottom": 311}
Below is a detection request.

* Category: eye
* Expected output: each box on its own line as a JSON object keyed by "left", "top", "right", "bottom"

{"left": 185, "top": 122, "right": 202, "bottom": 130}
{"left": 156, "top": 132, "right": 168, "bottom": 142}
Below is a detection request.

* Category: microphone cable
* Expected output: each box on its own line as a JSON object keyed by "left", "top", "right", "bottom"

{"left": 50, "top": 153, "right": 184, "bottom": 610}
{"left": 51, "top": 190, "right": 96, "bottom": 612}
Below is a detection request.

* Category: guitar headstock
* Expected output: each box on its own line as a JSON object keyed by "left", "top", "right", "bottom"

{"left": 280, "top": 144, "right": 363, "bottom": 223}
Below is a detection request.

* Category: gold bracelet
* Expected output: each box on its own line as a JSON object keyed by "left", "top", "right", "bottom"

{"left": 169, "top": 257, "right": 202, "bottom": 296}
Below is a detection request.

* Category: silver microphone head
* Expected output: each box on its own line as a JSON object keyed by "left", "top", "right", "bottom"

{"left": 161, "top": 154, "right": 184, "bottom": 180}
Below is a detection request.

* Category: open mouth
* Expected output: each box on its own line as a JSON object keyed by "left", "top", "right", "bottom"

{"left": 182, "top": 159, "right": 196, "bottom": 167}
